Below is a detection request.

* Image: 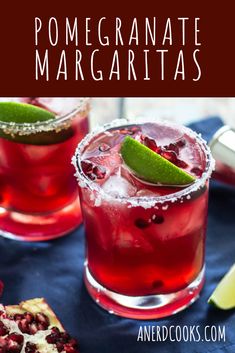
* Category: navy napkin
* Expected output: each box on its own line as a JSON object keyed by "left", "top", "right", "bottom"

{"left": 0, "top": 117, "right": 235, "bottom": 353}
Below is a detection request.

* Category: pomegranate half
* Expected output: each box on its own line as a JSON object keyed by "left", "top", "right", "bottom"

{"left": 0, "top": 298, "right": 79, "bottom": 353}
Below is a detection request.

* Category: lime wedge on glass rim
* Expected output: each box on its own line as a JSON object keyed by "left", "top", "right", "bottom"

{"left": 208, "top": 264, "right": 235, "bottom": 310}
{"left": 0, "top": 102, "right": 55, "bottom": 123}
{"left": 121, "top": 136, "right": 195, "bottom": 186}
{"left": 0, "top": 102, "right": 73, "bottom": 144}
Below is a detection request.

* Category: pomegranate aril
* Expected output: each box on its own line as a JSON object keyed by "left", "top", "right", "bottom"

{"left": 13, "top": 314, "right": 24, "bottom": 322}
{"left": 93, "top": 166, "right": 106, "bottom": 180}
{"left": 29, "top": 323, "right": 38, "bottom": 335}
{"left": 135, "top": 218, "right": 149, "bottom": 229}
{"left": 151, "top": 214, "right": 164, "bottom": 224}
{"left": 175, "top": 159, "right": 188, "bottom": 168}
{"left": 46, "top": 328, "right": 60, "bottom": 344}
{"left": 161, "top": 151, "right": 177, "bottom": 163}
{"left": 37, "top": 323, "right": 48, "bottom": 331}
{"left": 51, "top": 327, "right": 60, "bottom": 334}
{"left": 18, "top": 319, "right": 30, "bottom": 334}
{"left": 60, "top": 332, "right": 71, "bottom": 342}
{"left": 0, "top": 322, "right": 8, "bottom": 336}
{"left": 176, "top": 138, "right": 186, "bottom": 147}
{"left": 88, "top": 173, "right": 96, "bottom": 181}
{"left": 0, "top": 336, "right": 7, "bottom": 346}
{"left": 6, "top": 340, "right": 21, "bottom": 353}
{"left": 81, "top": 160, "right": 93, "bottom": 175}
{"left": 56, "top": 342, "right": 64, "bottom": 352}
{"left": 25, "top": 342, "right": 37, "bottom": 353}
{"left": 191, "top": 167, "right": 203, "bottom": 176}
{"left": 24, "top": 313, "right": 34, "bottom": 324}
{"left": 164, "top": 143, "right": 179, "bottom": 154}
{"left": 99, "top": 143, "right": 110, "bottom": 152}
{"left": 35, "top": 313, "right": 49, "bottom": 328}
{"left": 143, "top": 136, "right": 160, "bottom": 153}
{"left": 7, "top": 334, "right": 24, "bottom": 345}
{"left": 63, "top": 344, "right": 78, "bottom": 353}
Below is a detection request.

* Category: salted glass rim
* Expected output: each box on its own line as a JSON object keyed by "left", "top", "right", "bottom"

{"left": 73, "top": 118, "right": 215, "bottom": 207}
{"left": 0, "top": 97, "right": 90, "bottom": 134}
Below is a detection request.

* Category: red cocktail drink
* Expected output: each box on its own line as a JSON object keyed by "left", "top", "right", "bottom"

{"left": 73, "top": 119, "right": 214, "bottom": 319}
{"left": 0, "top": 98, "right": 89, "bottom": 241}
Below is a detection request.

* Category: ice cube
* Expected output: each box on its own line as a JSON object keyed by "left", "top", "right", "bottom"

{"left": 102, "top": 175, "right": 137, "bottom": 198}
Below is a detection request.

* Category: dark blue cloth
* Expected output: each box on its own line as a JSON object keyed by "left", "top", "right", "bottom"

{"left": 1, "top": 117, "right": 235, "bottom": 353}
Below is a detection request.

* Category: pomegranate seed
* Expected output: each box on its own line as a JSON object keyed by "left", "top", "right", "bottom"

{"left": 191, "top": 167, "right": 203, "bottom": 176}
{"left": 24, "top": 312, "right": 34, "bottom": 324}
{"left": 7, "top": 334, "right": 23, "bottom": 344}
{"left": 0, "top": 322, "right": 9, "bottom": 336}
{"left": 60, "top": 332, "right": 71, "bottom": 343}
{"left": 176, "top": 138, "right": 186, "bottom": 147}
{"left": 29, "top": 323, "right": 38, "bottom": 335}
{"left": 164, "top": 143, "right": 179, "bottom": 154}
{"left": 98, "top": 143, "right": 110, "bottom": 152}
{"left": 88, "top": 173, "right": 97, "bottom": 181}
{"left": 35, "top": 313, "right": 49, "bottom": 327}
{"left": 0, "top": 337, "right": 7, "bottom": 347}
{"left": 151, "top": 214, "right": 164, "bottom": 224}
{"left": 63, "top": 344, "right": 78, "bottom": 353}
{"left": 161, "top": 151, "right": 177, "bottom": 163}
{"left": 81, "top": 160, "right": 93, "bottom": 175}
{"left": 37, "top": 323, "right": 48, "bottom": 331}
{"left": 175, "top": 159, "right": 188, "bottom": 168}
{"left": 46, "top": 327, "right": 60, "bottom": 344}
{"left": 135, "top": 218, "right": 149, "bottom": 229}
{"left": 143, "top": 136, "right": 158, "bottom": 152}
{"left": 25, "top": 342, "right": 37, "bottom": 353}
{"left": 13, "top": 314, "right": 24, "bottom": 322}
{"left": 56, "top": 342, "right": 64, "bottom": 352}
{"left": 6, "top": 340, "right": 20, "bottom": 352}
{"left": 18, "top": 319, "right": 30, "bottom": 334}
{"left": 93, "top": 166, "right": 106, "bottom": 179}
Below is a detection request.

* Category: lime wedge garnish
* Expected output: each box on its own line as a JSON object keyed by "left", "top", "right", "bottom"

{"left": 0, "top": 102, "right": 71, "bottom": 145}
{"left": 121, "top": 136, "right": 195, "bottom": 185}
{"left": 208, "top": 264, "right": 235, "bottom": 310}
{"left": 0, "top": 102, "right": 55, "bottom": 123}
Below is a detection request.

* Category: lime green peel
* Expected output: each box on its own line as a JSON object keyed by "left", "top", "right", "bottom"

{"left": 0, "top": 102, "right": 55, "bottom": 123}
{"left": 208, "top": 264, "right": 235, "bottom": 310}
{"left": 120, "top": 136, "right": 195, "bottom": 186}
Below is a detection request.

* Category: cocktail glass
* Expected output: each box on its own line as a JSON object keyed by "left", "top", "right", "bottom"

{"left": 0, "top": 97, "right": 90, "bottom": 241}
{"left": 73, "top": 119, "right": 214, "bottom": 319}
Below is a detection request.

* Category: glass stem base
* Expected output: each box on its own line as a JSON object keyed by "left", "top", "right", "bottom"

{"left": 84, "top": 264, "right": 205, "bottom": 320}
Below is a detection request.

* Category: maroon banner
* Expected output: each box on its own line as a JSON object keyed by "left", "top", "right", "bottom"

{"left": 0, "top": 1, "right": 234, "bottom": 96}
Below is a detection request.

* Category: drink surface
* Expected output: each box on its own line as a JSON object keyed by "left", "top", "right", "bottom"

{"left": 0, "top": 98, "right": 89, "bottom": 240}
{"left": 81, "top": 122, "right": 206, "bottom": 197}
{"left": 78, "top": 121, "right": 209, "bottom": 296}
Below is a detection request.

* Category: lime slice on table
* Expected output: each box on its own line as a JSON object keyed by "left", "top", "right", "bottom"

{"left": 0, "top": 102, "right": 73, "bottom": 144}
{"left": 121, "top": 136, "right": 195, "bottom": 185}
{"left": 208, "top": 264, "right": 235, "bottom": 310}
